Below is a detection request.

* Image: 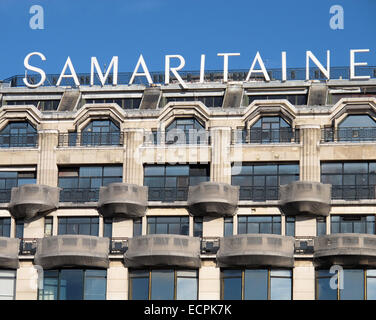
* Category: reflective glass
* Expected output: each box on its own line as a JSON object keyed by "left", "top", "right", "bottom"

{"left": 270, "top": 276, "right": 291, "bottom": 300}
{"left": 177, "top": 277, "right": 197, "bottom": 300}
{"left": 340, "top": 269, "right": 364, "bottom": 300}
{"left": 59, "top": 270, "right": 84, "bottom": 300}
{"left": 223, "top": 277, "right": 242, "bottom": 300}
{"left": 151, "top": 270, "right": 174, "bottom": 300}
{"left": 244, "top": 270, "right": 268, "bottom": 300}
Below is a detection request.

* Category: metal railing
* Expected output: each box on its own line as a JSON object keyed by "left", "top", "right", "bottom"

{"left": 294, "top": 236, "right": 314, "bottom": 254}
{"left": 321, "top": 127, "right": 376, "bottom": 143}
{"left": 0, "top": 133, "right": 38, "bottom": 148}
{"left": 143, "top": 130, "right": 211, "bottom": 146}
{"left": 331, "top": 185, "right": 376, "bottom": 200}
{"left": 58, "top": 132, "right": 124, "bottom": 147}
{"left": 19, "top": 238, "right": 37, "bottom": 255}
{"left": 4, "top": 66, "right": 376, "bottom": 87}
{"left": 109, "top": 237, "right": 129, "bottom": 254}
{"left": 60, "top": 188, "right": 100, "bottom": 202}
{"left": 232, "top": 128, "right": 300, "bottom": 144}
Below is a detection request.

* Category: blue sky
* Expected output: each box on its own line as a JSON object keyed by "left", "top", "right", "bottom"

{"left": 0, "top": 0, "right": 375, "bottom": 79}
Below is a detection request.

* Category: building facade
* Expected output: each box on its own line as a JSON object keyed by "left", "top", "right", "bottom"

{"left": 0, "top": 70, "right": 376, "bottom": 300}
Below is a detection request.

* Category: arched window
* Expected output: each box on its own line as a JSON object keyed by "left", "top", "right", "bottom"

{"left": 81, "top": 120, "right": 121, "bottom": 146}
{"left": 165, "top": 118, "right": 206, "bottom": 145}
{"left": 337, "top": 115, "right": 376, "bottom": 142}
{"left": 247, "top": 116, "right": 293, "bottom": 143}
{"left": 0, "top": 121, "right": 37, "bottom": 148}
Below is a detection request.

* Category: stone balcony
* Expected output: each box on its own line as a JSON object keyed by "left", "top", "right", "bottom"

{"left": 314, "top": 233, "right": 376, "bottom": 267}
{"left": 97, "top": 183, "right": 148, "bottom": 218}
{"left": 279, "top": 181, "right": 331, "bottom": 216}
{"left": 9, "top": 184, "right": 60, "bottom": 220}
{"left": 187, "top": 182, "right": 239, "bottom": 217}
{"left": 124, "top": 234, "right": 201, "bottom": 268}
{"left": 34, "top": 235, "right": 110, "bottom": 269}
{"left": 0, "top": 237, "right": 20, "bottom": 269}
{"left": 217, "top": 234, "right": 295, "bottom": 268}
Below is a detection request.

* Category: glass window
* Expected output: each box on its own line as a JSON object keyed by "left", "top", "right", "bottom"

{"left": 129, "top": 269, "right": 198, "bottom": 300}
{"left": 238, "top": 216, "right": 281, "bottom": 235}
{"left": 58, "top": 217, "right": 99, "bottom": 236}
{"left": 44, "top": 217, "right": 53, "bottom": 237}
{"left": 80, "top": 120, "right": 121, "bottom": 146}
{"left": 330, "top": 215, "right": 375, "bottom": 234}
{"left": 224, "top": 217, "right": 233, "bottom": 237}
{"left": 340, "top": 269, "right": 364, "bottom": 300}
{"left": 193, "top": 217, "right": 203, "bottom": 238}
{"left": 0, "top": 122, "right": 38, "bottom": 148}
{"left": 285, "top": 217, "right": 295, "bottom": 236}
{"left": 0, "top": 270, "right": 16, "bottom": 300}
{"left": 321, "top": 162, "right": 376, "bottom": 200}
{"left": 144, "top": 165, "right": 209, "bottom": 202}
{"left": 133, "top": 218, "right": 142, "bottom": 237}
{"left": 147, "top": 216, "right": 189, "bottom": 236}
{"left": 15, "top": 219, "right": 24, "bottom": 239}
{"left": 39, "top": 269, "right": 106, "bottom": 300}
{"left": 337, "top": 115, "right": 376, "bottom": 142}
{"left": 0, "top": 170, "right": 36, "bottom": 203}
{"left": 0, "top": 218, "right": 11, "bottom": 237}
{"left": 317, "top": 217, "right": 327, "bottom": 236}
{"left": 232, "top": 163, "right": 299, "bottom": 201}
{"left": 103, "top": 218, "right": 112, "bottom": 238}
{"left": 58, "top": 165, "right": 122, "bottom": 202}
{"left": 222, "top": 269, "right": 292, "bottom": 300}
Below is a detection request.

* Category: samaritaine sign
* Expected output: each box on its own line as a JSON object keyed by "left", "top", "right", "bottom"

{"left": 23, "top": 49, "right": 374, "bottom": 88}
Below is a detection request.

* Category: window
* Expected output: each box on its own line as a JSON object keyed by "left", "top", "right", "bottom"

{"left": 245, "top": 116, "right": 295, "bottom": 144}
{"left": 193, "top": 217, "right": 203, "bottom": 238}
{"left": 224, "top": 217, "right": 233, "bottom": 237}
{"left": 80, "top": 120, "right": 121, "bottom": 146}
{"left": 238, "top": 216, "right": 281, "bottom": 235}
{"left": 6, "top": 100, "right": 60, "bottom": 111}
{"left": 133, "top": 218, "right": 142, "bottom": 237}
{"left": 144, "top": 164, "right": 209, "bottom": 202}
{"left": 330, "top": 215, "right": 375, "bottom": 234}
{"left": 232, "top": 163, "right": 299, "bottom": 201}
{"left": 58, "top": 165, "right": 122, "bottom": 202}
{"left": 285, "top": 217, "right": 295, "bottom": 236}
{"left": 317, "top": 217, "right": 327, "bottom": 236}
{"left": 44, "top": 217, "right": 53, "bottom": 237}
{"left": 166, "top": 96, "right": 223, "bottom": 108}
{"left": 164, "top": 118, "right": 207, "bottom": 145}
{"left": 222, "top": 269, "right": 292, "bottom": 300}
{"left": 0, "top": 270, "right": 16, "bottom": 300}
{"left": 103, "top": 218, "right": 112, "bottom": 238}
{"left": 336, "top": 115, "right": 376, "bottom": 142}
{"left": 0, "top": 218, "right": 11, "bottom": 237}
{"left": 58, "top": 217, "right": 99, "bottom": 236}
{"left": 86, "top": 98, "right": 141, "bottom": 109}
{"left": 0, "top": 122, "right": 38, "bottom": 148}
{"left": 316, "top": 269, "right": 376, "bottom": 300}
{"left": 247, "top": 94, "right": 307, "bottom": 105}
{"left": 15, "top": 219, "right": 24, "bottom": 239}
{"left": 147, "top": 216, "right": 189, "bottom": 236}
{"left": 39, "top": 269, "right": 107, "bottom": 300}
{"left": 0, "top": 169, "right": 36, "bottom": 203}
{"left": 129, "top": 269, "right": 198, "bottom": 300}
{"left": 321, "top": 161, "right": 376, "bottom": 200}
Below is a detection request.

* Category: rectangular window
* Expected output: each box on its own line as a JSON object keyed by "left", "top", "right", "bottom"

{"left": 103, "top": 218, "right": 112, "bottom": 238}
{"left": 58, "top": 217, "right": 99, "bottom": 236}
{"left": 15, "top": 219, "right": 24, "bottom": 239}
{"left": 39, "top": 269, "right": 107, "bottom": 300}
{"left": 129, "top": 269, "right": 198, "bottom": 300}
{"left": 133, "top": 218, "right": 142, "bottom": 237}
{"left": 44, "top": 217, "right": 53, "bottom": 237}
{"left": 224, "top": 217, "right": 233, "bottom": 237}
{"left": 193, "top": 217, "right": 203, "bottom": 238}
{"left": 232, "top": 163, "right": 299, "bottom": 201}
{"left": 58, "top": 165, "right": 122, "bottom": 202}
{"left": 238, "top": 216, "right": 281, "bottom": 235}
{"left": 0, "top": 270, "right": 16, "bottom": 300}
{"left": 317, "top": 217, "right": 327, "bottom": 236}
{"left": 144, "top": 164, "right": 209, "bottom": 202}
{"left": 147, "top": 216, "right": 189, "bottom": 236}
{"left": 0, "top": 218, "right": 11, "bottom": 237}
{"left": 321, "top": 161, "right": 376, "bottom": 200}
{"left": 0, "top": 169, "right": 36, "bottom": 203}
{"left": 285, "top": 217, "right": 295, "bottom": 236}
{"left": 330, "top": 215, "right": 375, "bottom": 234}
{"left": 222, "top": 269, "right": 292, "bottom": 300}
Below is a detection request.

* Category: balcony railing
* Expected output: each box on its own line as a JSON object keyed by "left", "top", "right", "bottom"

{"left": 232, "top": 128, "right": 300, "bottom": 144}
{"left": 60, "top": 188, "right": 100, "bottom": 203}
{"left": 143, "top": 130, "right": 211, "bottom": 146}
{"left": 331, "top": 185, "right": 375, "bottom": 200}
{"left": 0, "top": 189, "right": 11, "bottom": 203}
{"left": 0, "top": 133, "right": 38, "bottom": 148}
{"left": 321, "top": 127, "right": 376, "bottom": 143}
{"left": 58, "top": 132, "right": 124, "bottom": 147}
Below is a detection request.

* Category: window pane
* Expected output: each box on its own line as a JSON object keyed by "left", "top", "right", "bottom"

{"left": 151, "top": 270, "right": 174, "bottom": 300}
{"left": 244, "top": 270, "right": 268, "bottom": 300}
{"left": 177, "top": 277, "right": 197, "bottom": 300}
{"left": 223, "top": 277, "right": 242, "bottom": 300}
{"left": 340, "top": 269, "right": 364, "bottom": 300}
{"left": 59, "top": 270, "right": 84, "bottom": 300}
{"left": 0, "top": 271, "right": 16, "bottom": 300}
{"left": 270, "top": 276, "right": 292, "bottom": 300}
{"left": 84, "top": 271, "right": 106, "bottom": 300}
{"left": 40, "top": 274, "right": 58, "bottom": 300}
{"left": 367, "top": 276, "right": 376, "bottom": 300}
{"left": 131, "top": 273, "right": 149, "bottom": 300}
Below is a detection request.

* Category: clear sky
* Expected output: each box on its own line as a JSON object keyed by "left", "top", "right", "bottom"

{"left": 0, "top": 0, "right": 375, "bottom": 79}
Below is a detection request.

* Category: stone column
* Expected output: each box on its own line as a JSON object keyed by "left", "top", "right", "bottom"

{"left": 37, "top": 130, "right": 59, "bottom": 186}
{"left": 210, "top": 127, "right": 232, "bottom": 184}
{"left": 124, "top": 129, "right": 144, "bottom": 185}
{"left": 300, "top": 126, "right": 321, "bottom": 182}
